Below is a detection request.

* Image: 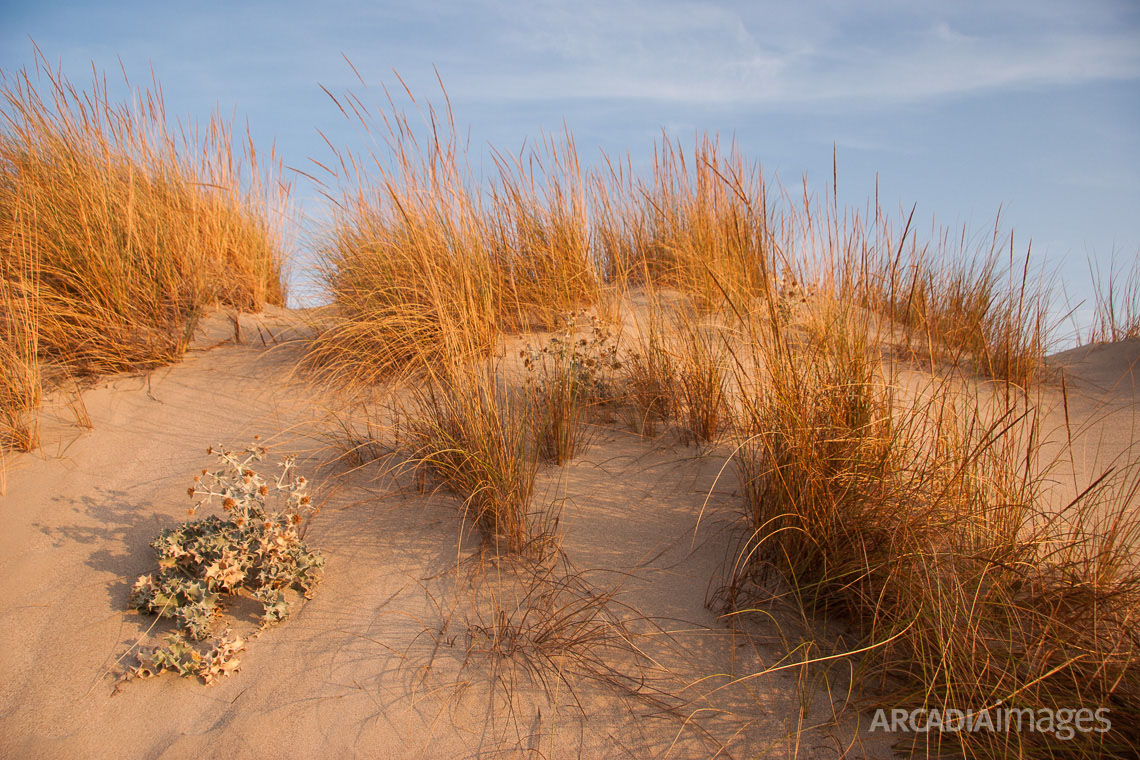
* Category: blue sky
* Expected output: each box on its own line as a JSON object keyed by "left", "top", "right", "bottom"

{"left": 2, "top": 0, "right": 1138, "bottom": 338}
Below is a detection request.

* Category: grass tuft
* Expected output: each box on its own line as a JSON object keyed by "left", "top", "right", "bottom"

{"left": 305, "top": 78, "right": 601, "bottom": 389}
{"left": 0, "top": 48, "right": 290, "bottom": 448}
{"left": 1087, "top": 256, "right": 1140, "bottom": 344}
{"left": 403, "top": 359, "right": 542, "bottom": 553}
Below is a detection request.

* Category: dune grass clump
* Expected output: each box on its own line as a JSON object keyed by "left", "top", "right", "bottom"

{"left": 127, "top": 444, "right": 323, "bottom": 684}
{"left": 486, "top": 135, "right": 601, "bottom": 325}
{"left": 729, "top": 300, "right": 896, "bottom": 609}
{"left": 862, "top": 413, "right": 1140, "bottom": 758}
{"left": 722, "top": 287, "right": 1140, "bottom": 757}
{"left": 619, "top": 320, "right": 679, "bottom": 438}
{"left": 857, "top": 217, "right": 1049, "bottom": 387}
{"left": 614, "top": 289, "right": 731, "bottom": 443}
{"left": 446, "top": 552, "right": 656, "bottom": 723}
{"left": 1086, "top": 256, "right": 1140, "bottom": 344}
{"left": 595, "top": 135, "right": 783, "bottom": 308}
{"left": 0, "top": 249, "right": 39, "bottom": 450}
{"left": 306, "top": 196, "right": 501, "bottom": 386}
{"left": 669, "top": 313, "right": 730, "bottom": 445}
{"left": 306, "top": 81, "right": 602, "bottom": 388}
{"left": 404, "top": 361, "right": 545, "bottom": 553}
{"left": 0, "top": 50, "right": 290, "bottom": 449}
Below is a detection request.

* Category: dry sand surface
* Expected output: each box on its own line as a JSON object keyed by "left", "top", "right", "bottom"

{"left": 2, "top": 310, "right": 1137, "bottom": 759}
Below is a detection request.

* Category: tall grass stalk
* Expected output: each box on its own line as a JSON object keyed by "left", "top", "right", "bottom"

{"left": 0, "top": 232, "right": 40, "bottom": 450}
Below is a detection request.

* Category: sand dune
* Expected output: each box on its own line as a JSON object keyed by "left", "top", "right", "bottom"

{"left": 2, "top": 308, "right": 1137, "bottom": 759}
{"left": 0, "top": 308, "right": 884, "bottom": 759}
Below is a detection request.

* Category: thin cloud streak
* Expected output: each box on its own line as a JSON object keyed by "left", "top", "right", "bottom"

{"left": 427, "top": 0, "right": 1140, "bottom": 106}
{"left": 8, "top": 1, "right": 1135, "bottom": 111}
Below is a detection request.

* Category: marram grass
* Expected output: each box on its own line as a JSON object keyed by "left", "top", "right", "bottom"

{"left": 0, "top": 49, "right": 290, "bottom": 449}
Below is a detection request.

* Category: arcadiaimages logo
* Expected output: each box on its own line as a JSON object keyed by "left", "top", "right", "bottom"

{"left": 869, "top": 705, "right": 1111, "bottom": 741}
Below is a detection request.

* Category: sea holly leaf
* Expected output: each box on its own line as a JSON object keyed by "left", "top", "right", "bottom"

{"left": 128, "top": 574, "right": 158, "bottom": 609}
{"left": 199, "top": 632, "right": 245, "bottom": 685}
{"left": 203, "top": 558, "right": 244, "bottom": 591}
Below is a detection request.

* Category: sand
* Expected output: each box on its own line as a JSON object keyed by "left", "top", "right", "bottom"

{"left": 1, "top": 311, "right": 1136, "bottom": 759}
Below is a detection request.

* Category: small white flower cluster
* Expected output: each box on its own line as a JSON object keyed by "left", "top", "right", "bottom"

{"left": 189, "top": 443, "right": 312, "bottom": 519}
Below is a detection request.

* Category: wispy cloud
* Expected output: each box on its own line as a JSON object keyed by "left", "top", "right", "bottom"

{"left": 8, "top": 0, "right": 1134, "bottom": 112}
{"left": 404, "top": 0, "right": 1140, "bottom": 106}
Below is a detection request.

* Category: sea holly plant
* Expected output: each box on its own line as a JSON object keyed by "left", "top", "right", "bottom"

{"left": 125, "top": 443, "right": 324, "bottom": 684}
{"left": 521, "top": 311, "right": 622, "bottom": 464}
{"left": 521, "top": 311, "right": 622, "bottom": 403}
